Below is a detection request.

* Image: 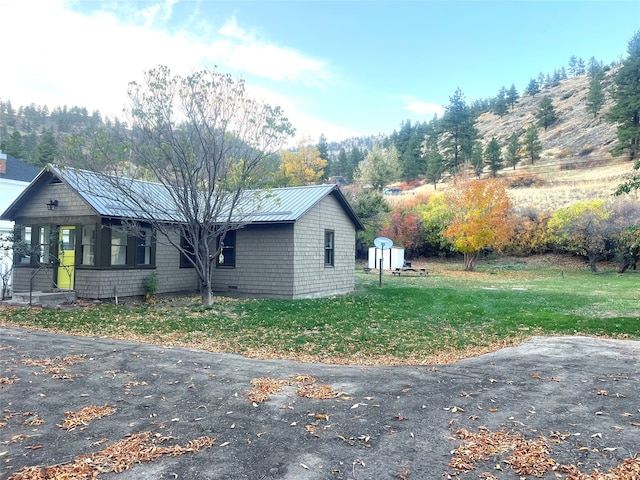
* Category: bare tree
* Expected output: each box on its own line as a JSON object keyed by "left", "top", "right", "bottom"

{"left": 93, "top": 66, "right": 294, "bottom": 305}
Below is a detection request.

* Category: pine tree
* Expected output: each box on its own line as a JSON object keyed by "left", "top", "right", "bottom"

{"left": 568, "top": 55, "right": 578, "bottom": 77}
{"left": 506, "top": 84, "right": 519, "bottom": 109}
{"left": 587, "top": 57, "right": 604, "bottom": 79}
{"left": 524, "top": 125, "right": 542, "bottom": 165}
{"left": 347, "top": 146, "right": 365, "bottom": 182}
{"left": 608, "top": 30, "right": 640, "bottom": 161}
{"left": 5, "top": 131, "right": 24, "bottom": 159}
{"left": 493, "top": 87, "right": 508, "bottom": 117}
{"left": 586, "top": 77, "right": 606, "bottom": 118}
{"left": 34, "top": 129, "right": 59, "bottom": 167}
{"left": 525, "top": 78, "right": 540, "bottom": 97}
{"left": 337, "top": 148, "right": 348, "bottom": 178}
{"left": 506, "top": 133, "right": 521, "bottom": 170}
{"left": 317, "top": 134, "right": 330, "bottom": 178}
{"left": 441, "top": 88, "right": 479, "bottom": 172}
{"left": 471, "top": 141, "right": 484, "bottom": 179}
{"left": 536, "top": 96, "right": 558, "bottom": 131}
{"left": 484, "top": 137, "right": 503, "bottom": 178}
{"left": 537, "top": 72, "right": 546, "bottom": 87}
{"left": 424, "top": 140, "right": 445, "bottom": 189}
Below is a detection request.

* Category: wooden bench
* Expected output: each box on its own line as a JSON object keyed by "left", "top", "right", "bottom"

{"left": 392, "top": 267, "right": 427, "bottom": 276}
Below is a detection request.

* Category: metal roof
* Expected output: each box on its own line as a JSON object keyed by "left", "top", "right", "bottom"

{"left": 55, "top": 166, "right": 182, "bottom": 222}
{"left": 2, "top": 165, "right": 364, "bottom": 230}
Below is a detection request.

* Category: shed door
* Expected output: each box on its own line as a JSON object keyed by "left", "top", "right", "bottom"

{"left": 58, "top": 226, "right": 75, "bottom": 289}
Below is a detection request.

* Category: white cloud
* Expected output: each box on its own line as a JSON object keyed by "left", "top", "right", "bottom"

{"left": 0, "top": 1, "right": 344, "bottom": 139}
{"left": 245, "top": 85, "right": 358, "bottom": 145}
{"left": 401, "top": 96, "right": 445, "bottom": 118}
{"left": 211, "top": 17, "right": 332, "bottom": 87}
{"left": 138, "top": 0, "right": 179, "bottom": 28}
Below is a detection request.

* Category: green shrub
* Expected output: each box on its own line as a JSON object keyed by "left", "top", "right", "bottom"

{"left": 144, "top": 272, "right": 159, "bottom": 299}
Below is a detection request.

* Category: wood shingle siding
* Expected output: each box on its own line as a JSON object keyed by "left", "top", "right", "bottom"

{"left": 293, "top": 195, "right": 356, "bottom": 298}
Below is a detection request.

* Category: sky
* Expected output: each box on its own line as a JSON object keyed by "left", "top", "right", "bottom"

{"left": 1, "top": 0, "right": 639, "bottom": 144}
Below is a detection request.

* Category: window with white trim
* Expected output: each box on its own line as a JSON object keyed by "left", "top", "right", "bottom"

{"left": 110, "top": 228, "right": 127, "bottom": 266}
{"left": 324, "top": 230, "right": 334, "bottom": 267}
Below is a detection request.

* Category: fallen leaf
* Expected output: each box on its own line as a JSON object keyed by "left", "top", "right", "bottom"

{"left": 395, "top": 467, "right": 409, "bottom": 479}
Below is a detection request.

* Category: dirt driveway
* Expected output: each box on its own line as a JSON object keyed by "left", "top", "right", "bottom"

{"left": 1, "top": 326, "right": 639, "bottom": 479}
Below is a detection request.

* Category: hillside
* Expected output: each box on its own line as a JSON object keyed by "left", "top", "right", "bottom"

{"left": 476, "top": 68, "right": 619, "bottom": 159}
{"left": 390, "top": 67, "right": 638, "bottom": 211}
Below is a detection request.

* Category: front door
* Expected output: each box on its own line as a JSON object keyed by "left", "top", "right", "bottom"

{"left": 58, "top": 226, "right": 75, "bottom": 290}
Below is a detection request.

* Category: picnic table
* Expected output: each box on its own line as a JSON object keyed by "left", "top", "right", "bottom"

{"left": 392, "top": 266, "right": 427, "bottom": 276}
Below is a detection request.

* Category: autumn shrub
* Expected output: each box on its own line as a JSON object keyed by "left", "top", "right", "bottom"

{"left": 398, "top": 179, "right": 422, "bottom": 191}
{"left": 556, "top": 148, "right": 572, "bottom": 158}
{"left": 579, "top": 144, "right": 595, "bottom": 156}
{"left": 506, "top": 173, "right": 545, "bottom": 189}
{"left": 414, "top": 193, "right": 454, "bottom": 256}
{"left": 547, "top": 199, "right": 612, "bottom": 272}
{"left": 379, "top": 207, "right": 425, "bottom": 257}
{"left": 506, "top": 207, "right": 552, "bottom": 256}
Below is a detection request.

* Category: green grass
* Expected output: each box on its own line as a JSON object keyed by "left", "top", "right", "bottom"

{"left": 1, "top": 260, "right": 638, "bottom": 364}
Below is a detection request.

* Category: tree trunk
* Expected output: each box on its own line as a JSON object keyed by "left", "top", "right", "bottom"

{"left": 587, "top": 253, "right": 599, "bottom": 273}
{"left": 617, "top": 254, "right": 631, "bottom": 274}
{"left": 201, "top": 287, "right": 213, "bottom": 306}
{"left": 464, "top": 252, "right": 478, "bottom": 271}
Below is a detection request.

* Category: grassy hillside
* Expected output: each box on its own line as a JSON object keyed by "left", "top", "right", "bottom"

{"left": 390, "top": 68, "right": 638, "bottom": 211}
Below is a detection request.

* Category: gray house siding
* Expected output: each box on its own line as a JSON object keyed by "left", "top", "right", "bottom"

{"left": 15, "top": 182, "right": 96, "bottom": 221}
{"left": 74, "top": 227, "right": 200, "bottom": 300}
{"left": 292, "top": 195, "right": 356, "bottom": 298}
{"left": 210, "top": 224, "right": 295, "bottom": 298}
{"left": 12, "top": 267, "right": 53, "bottom": 293}
{"left": 12, "top": 184, "right": 97, "bottom": 294}
{"left": 210, "top": 195, "right": 356, "bottom": 300}
{"left": 10, "top": 182, "right": 200, "bottom": 299}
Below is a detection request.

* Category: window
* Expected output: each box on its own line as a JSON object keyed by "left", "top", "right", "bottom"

{"left": 136, "top": 228, "right": 152, "bottom": 265}
{"left": 38, "top": 226, "right": 50, "bottom": 264}
{"left": 19, "top": 226, "right": 32, "bottom": 264}
{"left": 179, "top": 233, "right": 196, "bottom": 268}
{"left": 110, "top": 228, "right": 127, "bottom": 266}
{"left": 324, "top": 230, "right": 334, "bottom": 267}
{"left": 81, "top": 225, "right": 96, "bottom": 266}
{"left": 216, "top": 230, "right": 236, "bottom": 268}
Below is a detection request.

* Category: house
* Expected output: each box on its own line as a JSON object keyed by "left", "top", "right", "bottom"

{"left": 0, "top": 153, "right": 40, "bottom": 295}
{"left": 1, "top": 165, "right": 364, "bottom": 300}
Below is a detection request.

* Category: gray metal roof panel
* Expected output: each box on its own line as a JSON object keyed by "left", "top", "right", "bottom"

{"left": 51, "top": 167, "right": 348, "bottom": 225}
{"left": 53, "top": 166, "right": 181, "bottom": 222}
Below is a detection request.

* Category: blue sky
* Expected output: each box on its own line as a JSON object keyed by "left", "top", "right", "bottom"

{"left": 2, "top": 1, "right": 638, "bottom": 143}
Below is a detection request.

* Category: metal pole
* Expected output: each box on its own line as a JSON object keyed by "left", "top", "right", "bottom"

{"left": 379, "top": 257, "right": 383, "bottom": 287}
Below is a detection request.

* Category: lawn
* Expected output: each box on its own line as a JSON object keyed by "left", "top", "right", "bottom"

{"left": 1, "top": 256, "right": 638, "bottom": 365}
